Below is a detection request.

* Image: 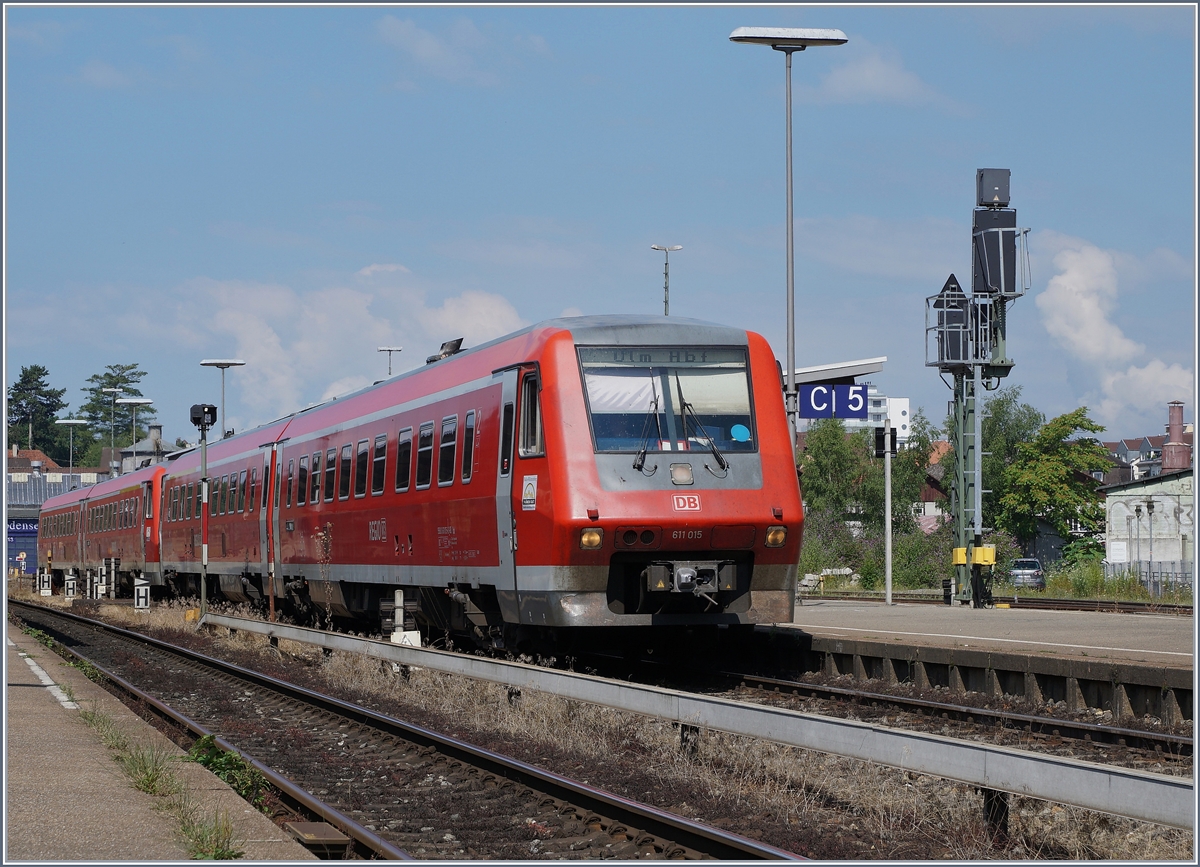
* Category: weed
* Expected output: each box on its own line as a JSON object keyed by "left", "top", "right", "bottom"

{"left": 58, "top": 682, "right": 76, "bottom": 703}
{"left": 65, "top": 658, "right": 106, "bottom": 683}
{"left": 168, "top": 788, "right": 245, "bottom": 859}
{"left": 186, "top": 735, "right": 269, "bottom": 811}
{"left": 119, "top": 743, "right": 183, "bottom": 796}
{"left": 79, "top": 707, "right": 131, "bottom": 753}
{"left": 20, "top": 626, "right": 55, "bottom": 648}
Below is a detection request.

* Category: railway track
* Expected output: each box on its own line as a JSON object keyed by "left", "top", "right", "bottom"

{"left": 725, "top": 672, "right": 1192, "bottom": 759}
{"left": 9, "top": 600, "right": 797, "bottom": 861}
{"left": 804, "top": 591, "right": 1193, "bottom": 615}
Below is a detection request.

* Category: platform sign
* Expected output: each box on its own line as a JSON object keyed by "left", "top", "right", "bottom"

{"left": 65, "top": 577, "right": 77, "bottom": 599}
{"left": 799, "top": 384, "right": 868, "bottom": 419}
{"left": 38, "top": 570, "right": 51, "bottom": 596}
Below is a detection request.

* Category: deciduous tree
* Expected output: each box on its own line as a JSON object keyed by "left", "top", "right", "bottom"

{"left": 996, "top": 407, "right": 1110, "bottom": 545}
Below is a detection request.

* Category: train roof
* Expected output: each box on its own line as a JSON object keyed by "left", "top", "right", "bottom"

{"left": 118, "top": 315, "right": 759, "bottom": 477}
{"left": 40, "top": 463, "right": 166, "bottom": 512}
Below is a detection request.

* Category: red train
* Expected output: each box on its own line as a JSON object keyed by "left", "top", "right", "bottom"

{"left": 39, "top": 315, "right": 803, "bottom": 649}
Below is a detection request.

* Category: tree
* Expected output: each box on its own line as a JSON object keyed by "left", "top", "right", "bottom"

{"left": 980, "top": 387, "right": 1045, "bottom": 529}
{"left": 6, "top": 365, "right": 68, "bottom": 458}
{"left": 996, "top": 407, "right": 1111, "bottom": 545}
{"left": 77, "top": 363, "right": 157, "bottom": 466}
{"left": 798, "top": 418, "right": 860, "bottom": 516}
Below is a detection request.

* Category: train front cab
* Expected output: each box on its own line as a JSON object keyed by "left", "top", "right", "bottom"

{"left": 504, "top": 321, "right": 803, "bottom": 632}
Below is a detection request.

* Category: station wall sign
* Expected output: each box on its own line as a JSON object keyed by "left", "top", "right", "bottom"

{"left": 799, "top": 384, "right": 868, "bottom": 419}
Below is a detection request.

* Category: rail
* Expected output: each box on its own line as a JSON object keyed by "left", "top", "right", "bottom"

{"left": 204, "top": 613, "right": 1195, "bottom": 830}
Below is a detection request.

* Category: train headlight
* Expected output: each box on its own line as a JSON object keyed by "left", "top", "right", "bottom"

{"left": 765, "top": 525, "right": 787, "bottom": 548}
{"left": 579, "top": 528, "right": 604, "bottom": 550}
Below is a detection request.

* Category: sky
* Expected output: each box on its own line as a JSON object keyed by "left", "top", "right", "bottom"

{"left": 4, "top": 4, "right": 1196, "bottom": 448}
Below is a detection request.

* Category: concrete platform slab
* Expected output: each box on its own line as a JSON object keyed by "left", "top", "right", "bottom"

{"left": 4, "top": 628, "right": 316, "bottom": 862}
{"left": 789, "top": 599, "right": 1194, "bottom": 669}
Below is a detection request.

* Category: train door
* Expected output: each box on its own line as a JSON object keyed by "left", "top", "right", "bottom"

{"left": 492, "top": 368, "right": 520, "bottom": 604}
{"left": 258, "top": 450, "right": 271, "bottom": 578}
{"left": 511, "top": 367, "right": 551, "bottom": 577}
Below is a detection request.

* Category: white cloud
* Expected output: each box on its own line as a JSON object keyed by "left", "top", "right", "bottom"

{"left": 416, "top": 290, "right": 529, "bottom": 349}
{"left": 1097, "top": 360, "right": 1194, "bottom": 426}
{"left": 1031, "top": 230, "right": 1193, "bottom": 432}
{"left": 793, "top": 41, "right": 963, "bottom": 113}
{"left": 357, "top": 263, "right": 411, "bottom": 277}
{"left": 376, "top": 15, "right": 498, "bottom": 87}
{"left": 79, "top": 60, "right": 131, "bottom": 88}
{"left": 1035, "top": 238, "right": 1143, "bottom": 364}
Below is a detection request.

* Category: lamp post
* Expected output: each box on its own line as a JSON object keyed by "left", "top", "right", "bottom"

{"left": 200, "top": 359, "right": 245, "bottom": 438}
{"left": 102, "top": 387, "right": 124, "bottom": 474}
{"left": 54, "top": 418, "right": 88, "bottom": 474}
{"left": 378, "top": 346, "right": 404, "bottom": 377}
{"left": 116, "top": 398, "right": 153, "bottom": 471}
{"left": 650, "top": 245, "right": 682, "bottom": 315}
{"left": 730, "top": 27, "right": 848, "bottom": 453}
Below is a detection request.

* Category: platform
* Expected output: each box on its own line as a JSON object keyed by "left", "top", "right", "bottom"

{"left": 4, "top": 627, "right": 316, "bottom": 862}
{"left": 789, "top": 598, "right": 1194, "bottom": 668}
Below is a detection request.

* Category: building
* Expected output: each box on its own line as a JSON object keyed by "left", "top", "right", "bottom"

{"left": 1103, "top": 401, "right": 1194, "bottom": 481}
{"left": 118, "top": 423, "right": 171, "bottom": 472}
{"left": 6, "top": 446, "right": 107, "bottom": 575}
{"left": 1099, "top": 403, "right": 1194, "bottom": 588}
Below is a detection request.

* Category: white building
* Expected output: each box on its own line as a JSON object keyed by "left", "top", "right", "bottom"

{"left": 1101, "top": 468, "right": 1194, "bottom": 583}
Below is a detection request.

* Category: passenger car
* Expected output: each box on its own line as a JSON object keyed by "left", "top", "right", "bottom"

{"left": 1009, "top": 558, "right": 1045, "bottom": 590}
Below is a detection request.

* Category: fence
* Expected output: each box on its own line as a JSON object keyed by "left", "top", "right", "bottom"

{"left": 1104, "top": 560, "right": 1194, "bottom": 596}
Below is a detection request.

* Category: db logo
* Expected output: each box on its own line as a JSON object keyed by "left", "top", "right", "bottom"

{"left": 672, "top": 494, "right": 701, "bottom": 511}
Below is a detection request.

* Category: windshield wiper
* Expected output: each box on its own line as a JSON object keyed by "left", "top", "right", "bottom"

{"left": 632, "top": 395, "right": 661, "bottom": 475}
{"left": 674, "top": 375, "right": 729, "bottom": 473}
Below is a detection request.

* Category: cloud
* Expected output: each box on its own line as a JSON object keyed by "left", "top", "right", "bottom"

{"left": 793, "top": 41, "right": 963, "bottom": 113}
{"left": 1031, "top": 231, "right": 1193, "bottom": 431}
{"left": 165, "top": 275, "right": 527, "bottom": 426}
{"left": 1097, "top": 360, "right": 1194, "bottom": 426}
{"left": 416, "top": 290, "right": 529, "bottom": 349}
{"left": 79, "top": 60, "right": 131, "bottom": 88}
{"left": 8, "top": 20, "right": 72, "bottom": 50}
{"left": 357, "top": 263, "right": 411, "bottom": 277}
{"left": 1035, "top": 238, "right": 1143, "bottom": 364}
{"left": 376, "top": 15, "right": 499, "bottom": 87}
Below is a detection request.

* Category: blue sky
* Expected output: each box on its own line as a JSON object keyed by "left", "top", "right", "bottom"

{"left": 4, "top": 5, "right": 1196, "bottom": 446}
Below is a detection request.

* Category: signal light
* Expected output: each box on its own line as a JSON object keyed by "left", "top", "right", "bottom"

{"left": 765, "top": 526, "right": 787, "bottom": 547}
{"left": 580, "top": 528, "right": 604, "bottom": 550}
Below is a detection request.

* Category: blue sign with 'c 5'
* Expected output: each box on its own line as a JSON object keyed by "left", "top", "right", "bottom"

{"left": 799, "top": 384, "right": 868, "bottom": 419}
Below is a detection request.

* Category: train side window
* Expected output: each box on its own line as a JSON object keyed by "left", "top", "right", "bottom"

{"left": 339, "top": 444, "right": 353, "bottom": 500}
{"left": 310, "top": 452, "right": 321, "bottom": 504}
{"left": 500, "top": 403, "right": 514, "bottom": 477}
{"left": 248, "top": 468, "right": 257, "bottom": 512}
{"left": 187, "top": 483, "right": 194, "bottom": 520}
{"left": 354, "top": 439, "right": 370, "bottom": 498}
{"left": 324, "top": 449, "right": 336, "bottom": 502}
{"left": 371, "top": 435, "right": 387, "bottom": 495}
{"left": 285, "top": 460, "right": 294, "bottom": 508}
{"left": 518, "top": 375, "right": 545, "bottom": 457}
{"left": 395, "top": 428, "right": 413, "bottom": 492}
{"left": 146, "top": 491, "right": 153, "bottom": 520}
{"left": 297, "top": 456, "right": 309, "bottom": 506}
{"left": 238, "top": 470, "right": 248, "bottom": 512}
{"left": 415, "top": 423, "right": 434, "bottom": 490}
{"left": 461, "top": 410, "right": 476, "bottom": 483}
{"left": 211, "top": 481, "right": 218, "bottom": 516}
{"left": 438, "top": 416, "right": 457, "bottom": 487}
{"left": 230, "top": 474, "right": 239, "bottom": 514}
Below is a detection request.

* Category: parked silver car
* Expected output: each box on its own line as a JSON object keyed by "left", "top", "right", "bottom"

{"left": 1009, "top": 558, "right": 1045, "bottom": 590}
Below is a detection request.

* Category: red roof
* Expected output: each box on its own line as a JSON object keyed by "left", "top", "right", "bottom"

{"left": 7, "top": 449, "right": 61, "bottom": 471}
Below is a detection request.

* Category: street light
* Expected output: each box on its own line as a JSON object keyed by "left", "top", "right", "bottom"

{"left": 102, "top": 387, "right": 124, "bottom": 474}
{"left": 199, "top": 359, "right": 245, "bottom": 438}
{"left": 730, "top": 26, "right": 848, "bottom": 453}
{"left": 650, "top": 245, "right": 683, "bottom": 316}
{"left": 116, "top": 398, "right": 153, "bottom": 471}
{"left": 54, "top": 418, "right": 88, "bottom": 474}
{"left": 378, "top": 346, "right": 404, "bottom": 377}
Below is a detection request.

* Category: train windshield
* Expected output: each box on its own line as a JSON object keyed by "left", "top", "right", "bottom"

{"left": 579, "top": 347, "right": 756, "bottom": 453}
